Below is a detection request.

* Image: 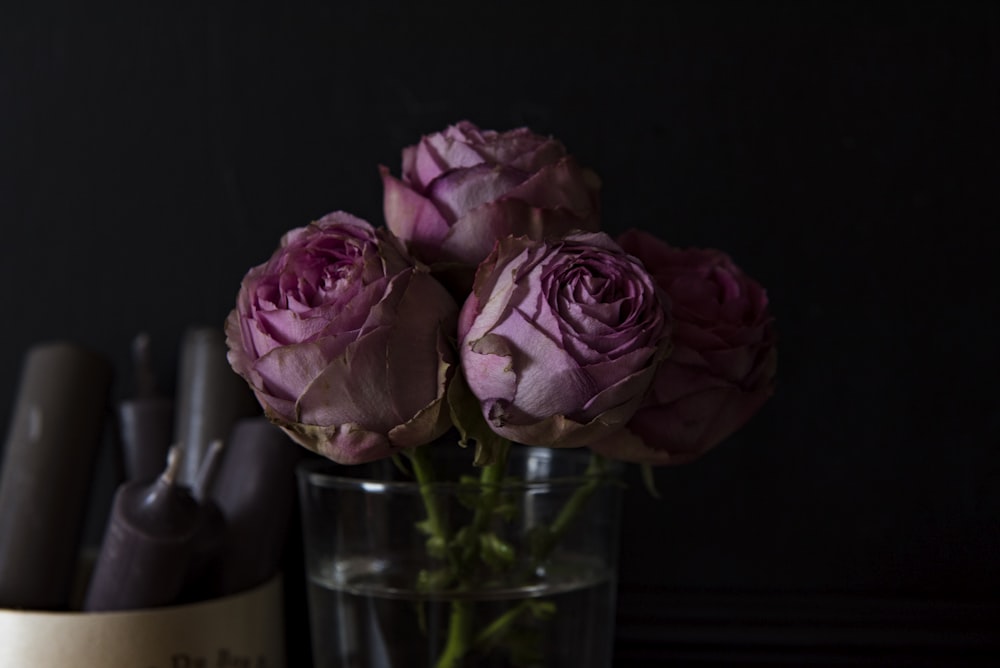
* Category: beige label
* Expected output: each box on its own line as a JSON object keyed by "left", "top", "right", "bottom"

{"left": 0, "top": 575, "right": 285, "bottom": 668}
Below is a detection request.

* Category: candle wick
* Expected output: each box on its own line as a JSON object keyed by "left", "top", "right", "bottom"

{"left": 160, "top": 444, "right": 182, "bottom": 485}
{"left": 131, "top": 332, "right": 157, "bottom": 398}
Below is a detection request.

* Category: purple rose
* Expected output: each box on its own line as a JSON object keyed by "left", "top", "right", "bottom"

{"left": 224, "top": 211, "right": 459, "bottom": 464}
{"left": 380, "top": 120, "right": 602, "bottom": 269}
{"left": 592, "top": 229, "right": 777, "bottom": 466}
{"left": 457, "top": 232, "right": 671, "bottom": 448}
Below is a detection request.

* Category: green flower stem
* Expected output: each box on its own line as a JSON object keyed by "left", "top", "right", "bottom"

{"left": 407, "top": 445, "right": 473, "bottom": 668}
{"left": 408, "top": 445, "right": 452, "bottom": 562}
{"left": 461, "top": 439, "right": 511, "bottom": 562}
{"left": 436, "top": 439, "right": 513, "bottom": 666}
{"left": 435, "top": 599, "right": 474, "bottom": 668}
{"left": 534, "top": 452, "right": 607, "bottom": 561}
{"left": 474, "top": 601, "right": 528, "bottom": 648}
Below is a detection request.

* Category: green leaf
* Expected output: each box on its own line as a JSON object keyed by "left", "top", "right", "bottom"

{"left": 425, "top": 534, "right": 447, "bottom": 559}
{"left": 416, "top": 567, "right": 454, "bottom": 592}
{"left": 479, "top": 532, "right": 515, "bottom": 571}
{"left": 527, "top": 599, "right": 556, "bottom": 620}
{"left": 450, "top": 526, "right": 474, "bottom": 556}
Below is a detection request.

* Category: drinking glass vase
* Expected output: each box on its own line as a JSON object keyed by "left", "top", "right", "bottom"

{"left": 297, "top": 443, "right": 624, "bottom": 668}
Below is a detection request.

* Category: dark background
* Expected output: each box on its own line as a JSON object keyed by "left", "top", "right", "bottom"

{"left": 2, "top": 1, "right": 998, "bottom": 665}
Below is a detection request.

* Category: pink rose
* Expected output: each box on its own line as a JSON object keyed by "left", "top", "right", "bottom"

{"left": 224, "top": 212, "right": 458, "bottom": 464}
{"left": 458, "top": 232, "right": 671, "bottom": 448}
{"left": 592, "top": 229, "right": 776, "bottom": 465}
{"left": 380, "top": 120, "right": 602, "bottom": 269}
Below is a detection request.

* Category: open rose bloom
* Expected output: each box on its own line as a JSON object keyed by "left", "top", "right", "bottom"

{"left": 458, "top": 232, "right": 671, "bottom": 449}
{"left": 225, "top": 212, "right": 458, "bottom": 464}
{"left": 381, "top": 120, "right": 602, "bottom": 269}
{"left": 591, "top": 229, "right": 778, "bottom": 465}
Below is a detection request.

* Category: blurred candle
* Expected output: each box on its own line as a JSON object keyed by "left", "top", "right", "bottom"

{"left": 0, "top": 341, "right": 113, "bottom": 610}
{"left": 118, "top": 332, "right": 174, "bottom": 482}
{"left": 180, "top": 438, "right": 227, "bottom": 603}
{"left": 212, "top": 417, "right": 303, "bottom": 595}
{"left": 83, "top": 446, "right": 202, "bottom": 612}
{"left": 172, "top": 326, "right": 258, "bottom": 486}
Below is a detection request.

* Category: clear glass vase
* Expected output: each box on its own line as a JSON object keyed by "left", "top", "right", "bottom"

{"left": 297, "top": 443, "right": 624, "bottom": 668}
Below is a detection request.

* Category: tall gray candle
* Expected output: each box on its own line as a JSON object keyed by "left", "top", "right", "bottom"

{"left": 0, "top": 341, "right": 113, "bottom": 610}
{"left": 118, "top": 332, "right": 174, "bottom": 482}
{"left": 172, "top": 326, "right": 258, "bottom": 486}
{"left": 84, "top": 446, "right": 202, "bottom": 612}
{"left": 212, "top": 416, "right": 303, "bottom": 595}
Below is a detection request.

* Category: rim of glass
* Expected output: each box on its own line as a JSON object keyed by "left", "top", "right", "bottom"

{"left": 297, "top": 447, "right": 623, "bottom": 492}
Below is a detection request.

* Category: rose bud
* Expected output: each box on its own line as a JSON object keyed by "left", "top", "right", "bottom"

{"left": 224, "top": 211, "right": 458, "bottom": 465}
{"left": 380, "top": 120, "right": 602, "bottom": 271}
{"left": 592, "top": 229, "right": 777, "bottom": 466}
{"left": 458, "top": 232, "right": 671, "bottom": 448}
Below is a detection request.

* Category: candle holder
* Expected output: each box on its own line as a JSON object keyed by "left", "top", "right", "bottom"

{"left": 0, "top": 573, "right": 286, "bottom": 667}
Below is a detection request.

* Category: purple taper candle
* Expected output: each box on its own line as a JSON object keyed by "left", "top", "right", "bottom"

{"left": 172, "top": 326, "right": 259, "bottom": 486}
{"left": 118, "top": 332, "right": 174, "bottom": 482}
{"left": 212, "top": 416, "right": 303, "bottom": 595}
{"left": 179, "top": 438, "right": 228, "bottom": 603}
{"left": 0, "top": 341, "right": 113, "bottom": 610}
{"left": 83, "top": 446, "right": 202, "bottom": 612}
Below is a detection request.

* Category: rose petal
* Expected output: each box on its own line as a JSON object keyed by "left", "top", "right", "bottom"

{"left": 506, "top": 157, "right": 601, "bottom": 223}
{"left": 381, "top": 167, "right": 451, "bottom": 262}
{"left": 278, "top": 419, "right": 395, "bottom": 465}
{"left": 427, "top": 164, "right": 528, "bottom": 221}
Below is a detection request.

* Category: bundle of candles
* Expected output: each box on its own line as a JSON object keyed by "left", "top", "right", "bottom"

{"left": 0, "top": 327, "right": 304, "bottom": 613}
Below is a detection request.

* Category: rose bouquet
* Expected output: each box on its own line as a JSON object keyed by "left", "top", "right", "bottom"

{"left": 225, "top": 121, "right": 776, "bottom": 667}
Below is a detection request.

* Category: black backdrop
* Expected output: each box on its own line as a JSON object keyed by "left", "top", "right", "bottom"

{"left": 2, "top": 1, "right": 998, "bottom": 665}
